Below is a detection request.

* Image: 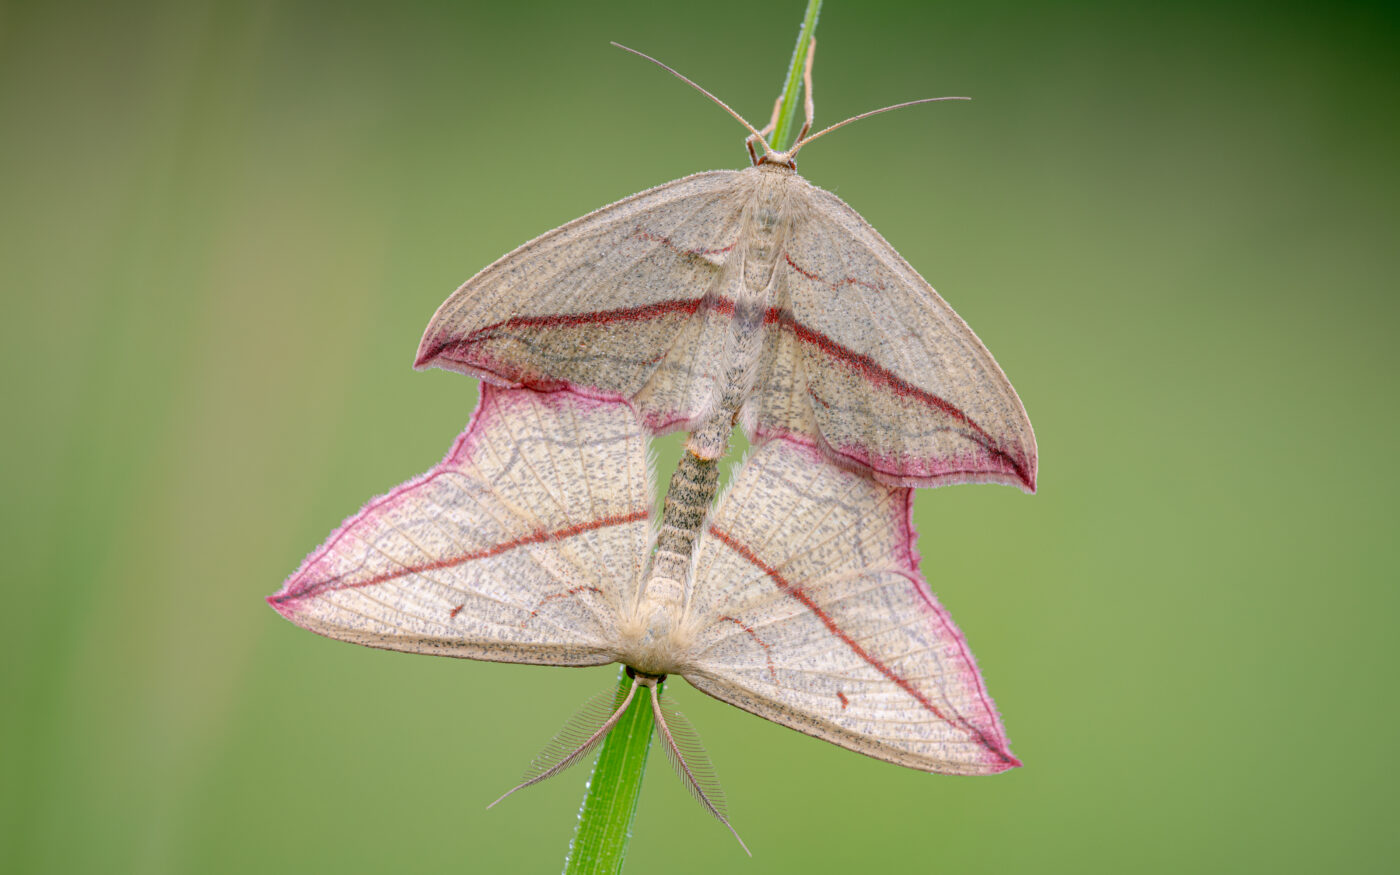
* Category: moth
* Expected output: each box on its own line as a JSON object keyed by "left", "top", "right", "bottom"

{"left": 416, "top": 44, "right": 1037, "bottom": 491}
{"left": 269, "top": 387, "right": 1018, "bottom": 851}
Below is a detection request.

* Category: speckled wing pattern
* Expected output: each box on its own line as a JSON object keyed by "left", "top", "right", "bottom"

{"left": 416, "top": 167, "right": 1035, "bottom": 491}
{"left": 268, "top": 387, "right": 651, "bottom": 665}
{"left": 416, "top": 171, "right": 749, "bottom": 434}
{"left": 684, "top": 439, "right": 1018, "bottom": 775}
{"left": 269, "top": 388, "right": 1015, "bottom": 774}
{"left": 742, "top": 180, "right": 1035, "bottom": 491}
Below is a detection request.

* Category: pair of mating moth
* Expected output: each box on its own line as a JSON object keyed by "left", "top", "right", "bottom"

{"left": 269, "top": 46, "right": 1036, "bottom": 853}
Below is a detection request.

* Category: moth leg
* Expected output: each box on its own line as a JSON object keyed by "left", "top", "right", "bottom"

{"left": 798, "top": 37, "right": 817, "bottom": 144}
{"left": 759, "top": 96, "right": 781, "bottom": 138}
{"left": 747, "top": 96, "right": 782, "bottom": 164}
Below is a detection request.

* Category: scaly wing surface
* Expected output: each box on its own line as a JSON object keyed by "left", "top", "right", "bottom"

{"left": 268, "top": 387, "right": 652, "bottom": 665}
{"left": 682, "top": 439, "right": 1018, "bottom": 775}
{"left": 415, "top": 171, "right": 751, "bottom": 433}
{"left": 742, "top": 178, "right": 1037, "bottom": 491}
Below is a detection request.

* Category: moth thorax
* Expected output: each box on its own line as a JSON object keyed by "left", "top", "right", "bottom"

{"left": 740, "top": 176, "right": 792, "bottom": 292}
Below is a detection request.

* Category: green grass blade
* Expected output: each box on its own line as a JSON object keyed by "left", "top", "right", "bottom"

{"left": 562, "top": 669, "right": 659, "bottom": 874}
{"left": 564, "top": 9, "right": 821, "bottom": 868}
{"left": 770, "top": 0, "right": 823, "bottom": 152}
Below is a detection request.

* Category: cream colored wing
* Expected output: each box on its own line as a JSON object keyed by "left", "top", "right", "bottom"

{"left": 682, "top": 439, "right": 1018, "bottom": 775}
{"left": 741, "top": 177, "right": 1037, "bottom": 492}
{"left": 268, "top": 387, "right": 651, "bottom": 666}
{"left": 415, "top": 171, "right": 751, "bottom": 433}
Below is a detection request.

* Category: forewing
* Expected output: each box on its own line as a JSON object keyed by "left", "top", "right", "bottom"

{"left": 268, "top": 387, "right": 652, "bottom": 665}
{"left": 416, "top": 171, "right": 750, "bottom": 432}
{"left": 682, "top": 439, "right": 1018, "bottom": 775}
{"left": 741, "top": 178, "right": 1036, "bottom": 491}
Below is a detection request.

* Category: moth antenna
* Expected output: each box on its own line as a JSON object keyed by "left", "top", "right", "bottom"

{"left": 790, "top": 96, "right": 971, "bottom": 156}
{"left": 646, "top": 680, "right": 751, "bottom": 856}
{"left": 611, "top": 42, "right": 772, "bottom": 156}
{"left": 487, "top": 678, "right": 639, "bottom": 810}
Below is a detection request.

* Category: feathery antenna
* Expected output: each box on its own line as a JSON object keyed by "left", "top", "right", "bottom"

{"left": 647, "top": 681, "right": 751, "bottom": 856}
{"left": 487, "top": 679, "right": 640, "bottom": 810}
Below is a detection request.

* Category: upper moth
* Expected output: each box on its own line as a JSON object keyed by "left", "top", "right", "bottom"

{"left": 416, "top": 44, "right": 1036, "bottom": 493}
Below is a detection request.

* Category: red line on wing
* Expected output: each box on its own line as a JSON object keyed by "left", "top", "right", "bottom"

{"left": 707, "top": 526, "right": 950, "bottom": 723}
{"left": 276, "top": 510, "right": 648, "bottom": 604}
{"left": 763, "top": 305, "right": 992, "bottom": 443}
{"left": 420, "top": 220, "right": 742, "bottom": 368}
{"left": 632, "top": 227, "right": 737, "bottom": 257}
{"left": 430, "top": 293, "right": 989, "bottom": 446}
{"left": 709, "top": 525, "right": 1012, "bottom": 762}
{"left": 523, "top": 585, "right": 605, "bottom": 628}
{"left": 470, "top": 298, "right": 702, "bottom": 334}
{"left": 837, "top": 691, "right": 849, "bottom": 709}
{"left": 783, "top": 253, "right": 819, "bottom": 282}
{"left": 537, "top": 585, "right": 604, "bottom": 607}
{"left": 718, "top": 615, "right": 777, "bottom": 682}
{"left": 449, "top": 604, "right": 464, "bottom": 618}
{"left": 415, "top": 283, "right": 1026, "bottom": 485}
{"left": 420, "top": 297, "right": 738, "bottom": 368}
{"left": 785, "top": 253, "right": 884, "bottom": 292}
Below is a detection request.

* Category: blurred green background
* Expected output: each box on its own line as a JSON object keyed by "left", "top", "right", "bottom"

{"left": 3, "top": 0, "right": 1396, "bottom": 871}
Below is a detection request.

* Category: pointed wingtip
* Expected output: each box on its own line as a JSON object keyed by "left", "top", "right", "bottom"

{"left": 1004, "top": 446, "right": 1036, "bottom": 494}
{"left": 265, "top": 591, "right": 298, "bottom": 620}
{"left": 412, "top": 338, "right": 438, "bottom": 371}
{"left": 1007, "top": 442, "right": 1036, "bottom": 493}
{"left": 984, "top": 738, "right": 1023, "bottom": 772}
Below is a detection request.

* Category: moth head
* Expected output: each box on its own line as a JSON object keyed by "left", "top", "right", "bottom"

{"left": 756, "top": 150, "right": 797, "bottom": 170}
{"left": 611, "top": 41, "right": 969, "bottom": 170}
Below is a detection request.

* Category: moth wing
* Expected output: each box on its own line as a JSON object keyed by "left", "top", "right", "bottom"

{"left": 268, "top": 387, "right": 652, "bottom": 665}
{"left": 682, "top": 439, "right": 1018, "bottom": 775}
{"left": 416, "top": 171, "right": 751, "bottom": 432}
{"left": 741, "top": 179, "right": 1036, "bottom": 491}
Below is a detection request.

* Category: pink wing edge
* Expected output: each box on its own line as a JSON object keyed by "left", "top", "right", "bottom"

{"left": 775, "top": 438, "right": 1022, "bottom": 772}
{"left": 754, "top": 420, "right": 1035, "bottom": 494}
{"left": 412, "top": 225, "right": 1035, "bottom": 496}
{"left": 417, "top": 342, "right": 1036, "bottom": 494}
{"left": 267, "top": 384, "right": 637, "bottom": 619}
{"left": 411, "top": 342, "right": 714, "bottom": 439}
{"left": 892, "top": 464, "right": 1022, "bottom": 772}
{"left": 269, "top": 375, "right": 1020, "bottom": 770}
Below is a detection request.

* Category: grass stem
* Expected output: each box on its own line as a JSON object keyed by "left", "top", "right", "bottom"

{"left": 770, "top": 0, "right": 823, "bottom": 152}
{"left": 563, "top": 6, "right": 822, "bottom": 868}
{"left": 563, "top": 669, "right": 659, "bottom": 874}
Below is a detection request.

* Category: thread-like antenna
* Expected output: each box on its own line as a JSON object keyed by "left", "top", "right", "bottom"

{"left": 612, "top": 41, "right": 970, "bottom": 165}
{"left": 611, "top": 42, "right": 772, "bottom": 155}
{"left": 790, "top": 96, "right": 970, "bottom": 156}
